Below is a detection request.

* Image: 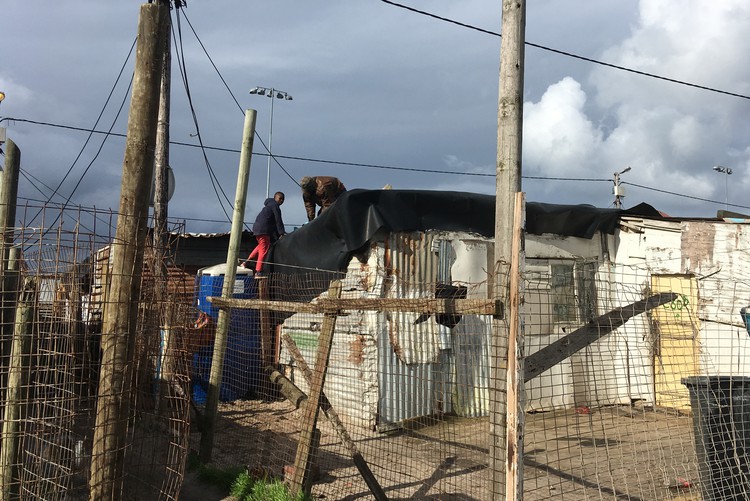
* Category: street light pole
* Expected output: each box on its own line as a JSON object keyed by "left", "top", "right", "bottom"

{"left": 713, "top": 165, "right": 733, "bottom": 210}
{"left": 249, "top": 86, "right": 293, "bottom": 198}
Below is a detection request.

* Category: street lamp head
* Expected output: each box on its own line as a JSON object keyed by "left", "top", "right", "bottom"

{"left": 713, "top": 165, "right": 733, "bottom": 175}
{"left": 0, "top": 91, "right": 5, "bottom": 103}
{"left": 284, "top": 94, "right": 293, "bottom": 101}
{"left": 615, "top": 166, "right": 631, "bottom": 176}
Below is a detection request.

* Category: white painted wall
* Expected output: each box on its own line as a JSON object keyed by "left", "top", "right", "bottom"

{"left": 616, "top": 218, "right": 750, "bottom": 377}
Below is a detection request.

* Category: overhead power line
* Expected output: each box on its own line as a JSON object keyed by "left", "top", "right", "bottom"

{"left": 179, "top": 10, "right": 300, "bottom": 187}
{"left": 380, "top": 0, "right": 750, "bottom": 101}
{"left": 8, "top": 116, "right": 749, "bottom": 210}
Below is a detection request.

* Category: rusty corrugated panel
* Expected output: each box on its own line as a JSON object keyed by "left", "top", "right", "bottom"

{"left": 377, "top": 232, "right": 442, "bottom": 428}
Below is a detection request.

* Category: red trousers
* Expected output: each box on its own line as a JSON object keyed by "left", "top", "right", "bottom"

{"left": 247, "top": 234, "right": 271, "bottom": 272}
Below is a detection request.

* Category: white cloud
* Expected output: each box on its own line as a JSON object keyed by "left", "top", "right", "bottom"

{"left": 523, "top": 77, "right": 602, "bottom": 177}
{"left": 522, "top": 0, "right": 750, "bottom": 214}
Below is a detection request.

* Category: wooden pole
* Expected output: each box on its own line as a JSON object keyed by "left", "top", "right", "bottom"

{"left": 89, "top": 4, "right": 168, "bottom": 500}
{"left": 288, "top": 280, "right": 342, "bottom": 496}
{"left": 0, "top": 138, "right": 20, "bottom": 264}
{"left": 199, "top": 109, "right": 257, "bottom": 462}
{"left": 0, "top": 138, "right": 21, "bottom": 447}
{"left": 0, "top": 264, "right": 28, "bottom": 501}
{"left": 505, "top": 193, "right": 525, "bottom": 501}
{"left": 491, "top": 0, "right": 526, "bottom": 498}
{"left": 153, "top": 0, "right": 172, "bottom": 412}
{"left": 153, "top": 0, "right": 171, "bottom": 245}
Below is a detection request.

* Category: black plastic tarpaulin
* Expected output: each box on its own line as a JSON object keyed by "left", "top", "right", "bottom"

{"left": 270, "top": 189, "right": 660, "bottom": 279}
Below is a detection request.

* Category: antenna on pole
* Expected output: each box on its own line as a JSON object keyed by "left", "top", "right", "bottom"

{"left": 613, "top": 166, "right": 631, "bottom": 209}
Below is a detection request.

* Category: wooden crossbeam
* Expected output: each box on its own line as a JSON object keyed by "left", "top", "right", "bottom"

{"left": 208, "top": 296, "right": 503, "bottom": 318}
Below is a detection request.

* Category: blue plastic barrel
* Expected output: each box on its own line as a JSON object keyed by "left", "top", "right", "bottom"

{"left": 192, "top": 264, "right": 261, "bottom": 404}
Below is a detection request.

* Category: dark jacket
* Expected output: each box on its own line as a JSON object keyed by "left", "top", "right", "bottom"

{"left": 302, "top": 176, "right": 346, "bottom": 221}
{"left": 252, "top": 197, "right": 286, "bottom": 239}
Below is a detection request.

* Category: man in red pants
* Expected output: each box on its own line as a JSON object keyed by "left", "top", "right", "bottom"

{"left": 242, "top": 192, "right": 286, "bottom": 275}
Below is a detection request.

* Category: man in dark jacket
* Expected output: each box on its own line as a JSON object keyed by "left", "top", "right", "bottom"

{"left": 242, "top": 191, "right": 286, "bottom": 274}
{"left": 300, "top": 176, "right": 346, "bottom": 221}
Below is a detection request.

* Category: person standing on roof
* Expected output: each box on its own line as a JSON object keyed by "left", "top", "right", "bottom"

{"left": 300, "top": 176, "right": 346, "bottom": 221}
{"left": 242, "top": 191, "right": 286, "bottom": 275}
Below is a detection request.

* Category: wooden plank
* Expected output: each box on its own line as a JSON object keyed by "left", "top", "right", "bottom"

{"left": 524, "top": 292, "right": 678, "bottom": 383}
{"left": 209, "top": 296, "right": 502, "bottom": 317}
{"left": 288, "top": 281, "right": 342, "bottom": 496}
{"left": 506, "top": 192, "right": 525, "bottom": 501}
{"left": 282, "top": 332, "right": 389, "bottom": 501}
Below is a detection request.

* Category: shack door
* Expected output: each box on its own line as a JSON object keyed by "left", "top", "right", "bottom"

{"left": 650, "top": 275, "right": 699, "bottom": 409}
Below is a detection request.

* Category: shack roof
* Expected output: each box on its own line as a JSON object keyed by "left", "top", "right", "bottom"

{"left": 271, "top": 189, "right": 661, "bottom": 276}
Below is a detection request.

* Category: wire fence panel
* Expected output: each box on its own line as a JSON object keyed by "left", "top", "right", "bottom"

{"left": 0, "top": 203, "right": 192, "bottom": 500}
{"left": 6, "top": 210, "right": 750, "bottom": 500}
{"left": 198, "top": 234, "right": 750, "bottom": 501}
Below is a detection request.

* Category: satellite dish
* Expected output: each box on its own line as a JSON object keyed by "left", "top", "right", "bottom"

{"left": 150, "top": 166, "right": 175, "bottom": 207}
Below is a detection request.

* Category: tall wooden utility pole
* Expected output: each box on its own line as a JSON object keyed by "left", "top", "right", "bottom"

{"left": 153, "top": 0, "right": 172, "bottom": 272}
{"left": 89, "top": 4, "right": 168, "bottom": 500}
{"left": 490, "top": 0, "right": 526, "bottom": 499}
{"left": 0, "top": 139, "right": 20, "bottom": 263}
{"left": 154, "top": 0, "right": 172, "bottom": 262}
{"left": 153, "top": 0, "right": 173, "bottom": 405}
{"left": 0, "top": 139, "right": 20, "bottom": 398}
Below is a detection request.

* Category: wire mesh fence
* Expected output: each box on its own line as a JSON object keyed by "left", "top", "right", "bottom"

{"left": 197, "top": 235, "right": 750, "bottom": 500}
{"left": 4, "top": 207, "right": 750, "bottom": 500}
{"left": 0, "top": 203, "right": 193, "bottom": 500}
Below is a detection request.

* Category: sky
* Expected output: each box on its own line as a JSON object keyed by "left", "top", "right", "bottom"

{"left": 1, "top": 0, "right": 750, "bottom": 234}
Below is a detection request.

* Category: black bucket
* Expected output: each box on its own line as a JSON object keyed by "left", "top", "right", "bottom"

{"left": 682, "top": 376, "right": 750, "bottom": 500}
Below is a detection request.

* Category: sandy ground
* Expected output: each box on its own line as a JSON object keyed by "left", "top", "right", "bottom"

{"left": 182, "top": 399, "right": 705, "bottom": 501}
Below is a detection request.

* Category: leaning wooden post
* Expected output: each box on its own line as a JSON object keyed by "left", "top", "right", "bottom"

{"left": 288, "top": 280, "right": 343, "bottom": 496}
{"left": 0, "top": 276, "right": 35, "bottom": 501}
{"left": 89, "top": 4, "right": 167, "bottom": 500}
{"left": 199, "top": 109, "right": 257, "bottom": 462}
{"left": 282, "top": 332, "right": 388, "bottom": 501}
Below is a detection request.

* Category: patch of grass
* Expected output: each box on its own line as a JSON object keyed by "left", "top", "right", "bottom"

{"left": 186, "top": 451, "right": 245, "bottom": 494}
{"left": 231, "top": 472, "right": 312, "bottom": 501}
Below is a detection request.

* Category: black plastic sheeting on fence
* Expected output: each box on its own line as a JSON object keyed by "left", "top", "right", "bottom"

{"left": 270, "top": 188, "right": 661, "bottom": 280}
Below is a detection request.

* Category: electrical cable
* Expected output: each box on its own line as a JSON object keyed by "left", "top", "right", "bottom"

{"left": 23, "top": 37, "right": 138, "bottom": 229}
{"left": 622, "top": 181, "right": 750, "bottom": 211}
{"left": 172, "top": 8, "right": 234, "bottom": 222}
{"left": 379, "top": 0, "right": 750, "bottom": 101}
{"left": 7, "top": 116, "right": 746, "bottom": 212}
{"left": 180, "top": 10, "right": 299, "bottom": 188}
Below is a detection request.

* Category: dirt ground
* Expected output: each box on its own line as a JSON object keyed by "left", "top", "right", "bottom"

{"left": 183, "top": 398, "right": 705, "bottom": 501}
